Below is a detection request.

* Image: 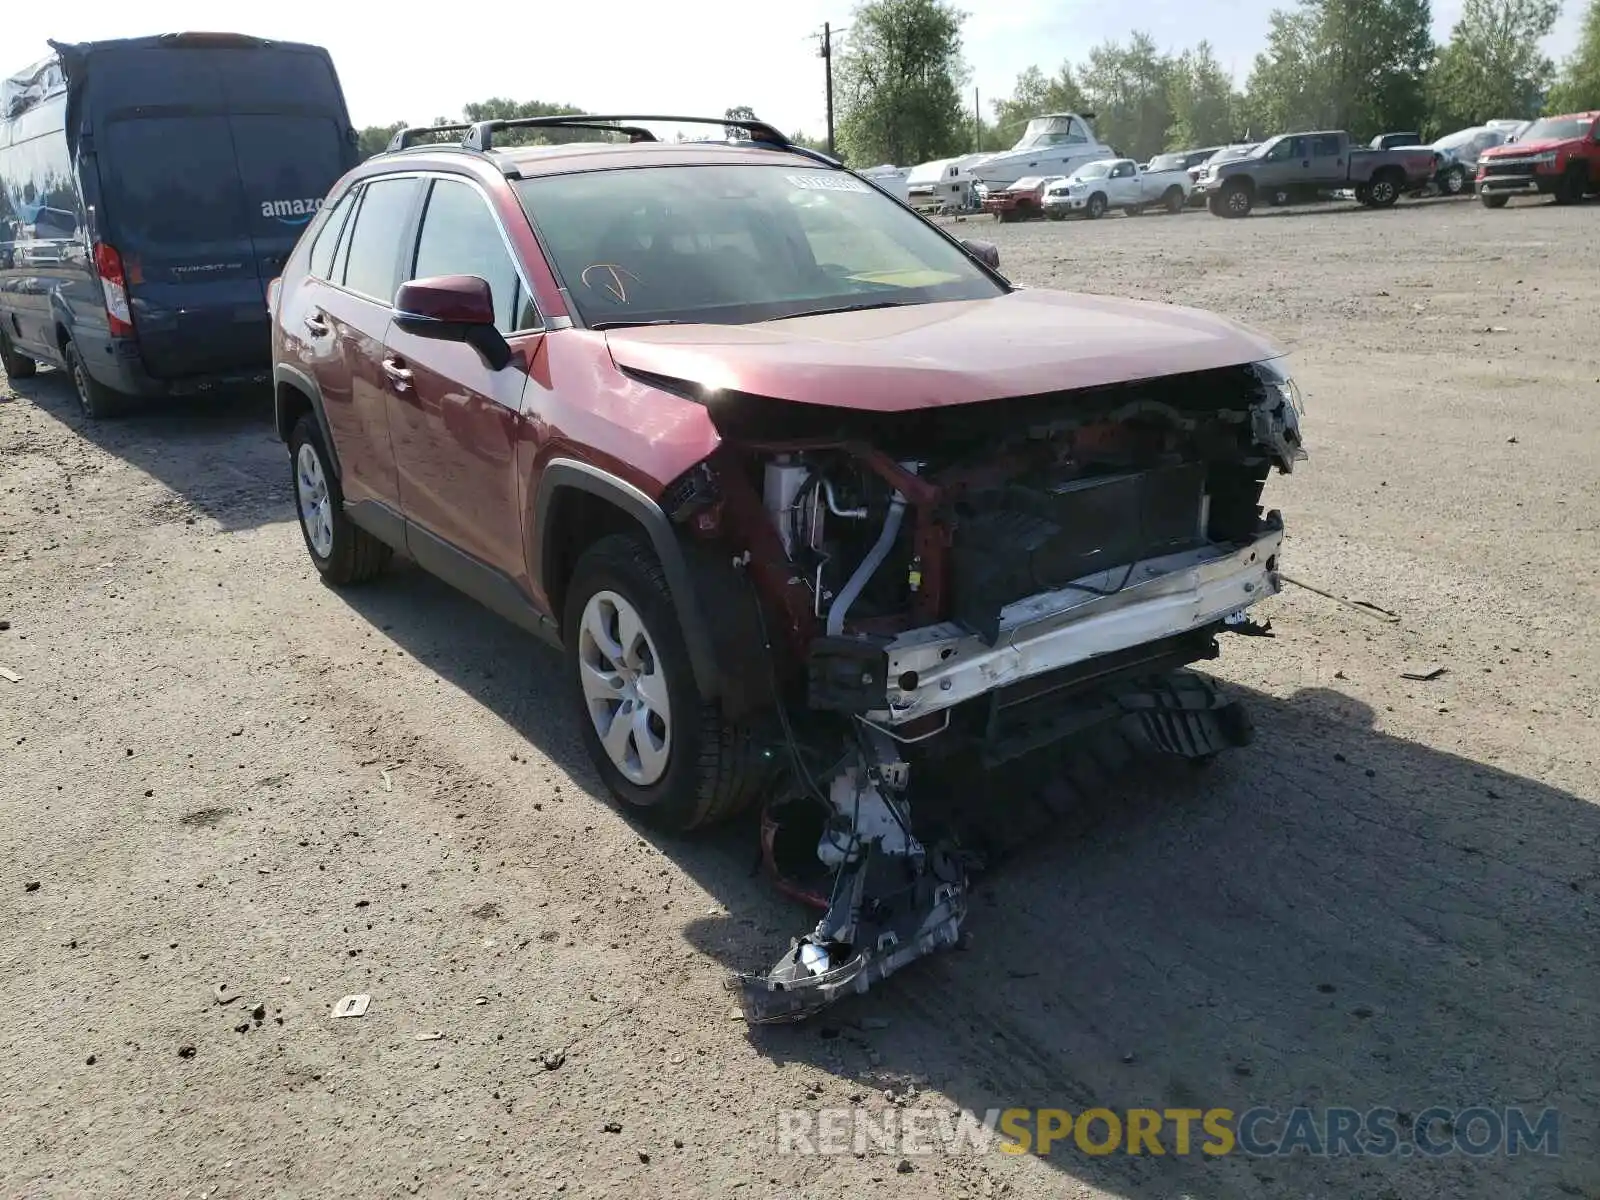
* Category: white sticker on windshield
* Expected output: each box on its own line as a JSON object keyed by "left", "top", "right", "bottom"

{"left": 786, "top": 173, "right": 871, "bottom": 193}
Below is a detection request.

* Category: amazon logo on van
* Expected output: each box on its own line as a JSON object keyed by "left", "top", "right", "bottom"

{"left": 260, "top": 197, "right": 325, "bottom": 226}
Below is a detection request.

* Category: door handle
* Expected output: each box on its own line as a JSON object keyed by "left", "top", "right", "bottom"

{"left": 382, "top": 356, "right": 413, "bottom": 392}
{"left": 303, "top": 313, "right": 329, "bottom": 337}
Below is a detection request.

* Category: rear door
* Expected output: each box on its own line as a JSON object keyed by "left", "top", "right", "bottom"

{"left": 89, "top": 42, "right": 353, "bottom": 380}
{"left": 99, "top": 114, "right": 263, "bottom": 377}
{"left": 1308, "top": 134, "right": 1346, "bottom": 184}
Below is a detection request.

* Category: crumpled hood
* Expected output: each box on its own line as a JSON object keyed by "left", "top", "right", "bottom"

{"left": 603, "top": 291, "right": 1282, "bottom": 412}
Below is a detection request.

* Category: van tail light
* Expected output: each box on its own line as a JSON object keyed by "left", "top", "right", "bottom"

{"left": 92, "top": 242, "right": 135, "bottom": 337}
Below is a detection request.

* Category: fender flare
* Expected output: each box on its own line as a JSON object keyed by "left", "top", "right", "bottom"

{"left": 273, "top": 363, "right": 341, "bottom": 479}
{"left": 533, "top": 458, "right": 721, "bottom": 701}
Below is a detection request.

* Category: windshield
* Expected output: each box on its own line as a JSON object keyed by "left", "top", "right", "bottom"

{"left": 1013, "top": 115, "right": 1086, "bottom": 150}
{"left": 1148, "top": 154, "right": 1185, "bottom": 171}
{"left": 515, "top": 164, "right": 1004, "bottom": 326}
{"left": 1432, "top": 128, "right": 1480, "bottom": 151}
{"left": 1070, "top": 162, "right": 1113, "bottom": 181}
{"left": 1210, "top": 145, "right": 1258, "bottom": 165}
{"left": 1518, "top": 116, "right": 1592, "bottom": 141}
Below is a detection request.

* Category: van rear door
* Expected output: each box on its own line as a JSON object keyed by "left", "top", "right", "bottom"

{"left": 88, "top": 40, "right": 353, "bottom": 380}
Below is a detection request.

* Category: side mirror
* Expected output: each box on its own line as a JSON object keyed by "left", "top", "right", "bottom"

{"left": 961, "top": 239, "right": 1000, "bottom": 271}
{"left": 393, "top": 274, "right": 511, "bottom": 370}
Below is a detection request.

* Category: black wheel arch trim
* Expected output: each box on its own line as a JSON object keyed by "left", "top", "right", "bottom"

{"left": 274, "top": 363, "right": 342, "bottom": 480}
{"left": 534, "top": 458, "right": 722, "bottom": 701}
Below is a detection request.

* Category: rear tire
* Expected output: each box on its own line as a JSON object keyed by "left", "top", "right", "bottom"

{"left": 1366, "top": 173, "right": 1401, "bottom": 208}
{"left": 65, "top": 336, "right": 132, "bottom": 419}
{"left": 0, "top": 327, "right": 37, "bottom": 380}
{"left": 288, "top": 414, "right": 390, "bottom": 586}
{"left": 1480, "top": 192, "right": 1509, "bottom": 209}
{"left": 564, "top": 534, "right": 765, "bottom": 833}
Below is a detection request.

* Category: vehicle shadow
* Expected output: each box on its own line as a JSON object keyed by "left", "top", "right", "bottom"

{"left": 6, "top": 366, "right": 287, "bottom": 531}
{"left": 331, "top": 567, "right": 1598, "bottom": 1200}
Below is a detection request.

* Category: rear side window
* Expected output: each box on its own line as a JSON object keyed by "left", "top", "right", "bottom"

{"left": 309, "top": 189, "right": 357, "bottom": 278}
{"left": 339, "top": 176, "right": 418, "bottom": 301}
{"left": 102, "top": 116, "right": 247, "bottom": 246}
{"left": 1312, "top": 135, "right": 1342, "bottom": 156}
{"left": 410, "top": 179, "right": 536, "bottom": 333}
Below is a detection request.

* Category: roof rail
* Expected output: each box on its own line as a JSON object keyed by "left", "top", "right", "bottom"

{"left": 386, "top": 122, "right": 475, "bottom": 152}
{"left": 461, "top": 113, "right": 791, "bottom": 152}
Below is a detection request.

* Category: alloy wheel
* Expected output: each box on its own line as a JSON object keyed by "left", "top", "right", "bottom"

{"left": 577, "top": 589, "right": 672, "bottom": 787}
{"left": 295, "top": 442, "right": 335, "bottom": 559}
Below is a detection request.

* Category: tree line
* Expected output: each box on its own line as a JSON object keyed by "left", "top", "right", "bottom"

{"left": 836, "top": 0, "right": 1600, "bottom": 166}
{"left": 353, "top": 0, "right": 1600, "bottom": 168}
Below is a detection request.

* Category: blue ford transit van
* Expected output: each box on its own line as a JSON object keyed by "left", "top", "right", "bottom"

{"left": 0, "top": 33, "right": 358, "bottom": 416}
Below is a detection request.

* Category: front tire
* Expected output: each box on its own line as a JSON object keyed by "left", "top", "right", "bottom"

{"left": 1123, "top": 205, "right": 1142, "bottom": 217}
{"left": 1219, "top": 181, "right": 1253, "bottom": 218}
{"left": 564, "top": 534, "right": 764, "bottom": 833}
{"left": 288, "top": 414, "right": 390, "bottom": 585}
{"left": 1164, "top": 187, "right": 1185, "bottom": 213}
{"left": 65, "top": 337, "right": 131, "bottom": 419}
{"left": 1554, "top": 166, "right": 1586, "bottom": 205}
{"left": 0, "top": 327, "right": 37, "bottom": 379}
{"left": 1480, "top": 192, "right": 1509, "bottom": 209}
{"left": 1441, "top": 165, "right": 1468, "bottom": 196}
{"left": 1086, "top": 192, "right": 1107, "bottom": 219}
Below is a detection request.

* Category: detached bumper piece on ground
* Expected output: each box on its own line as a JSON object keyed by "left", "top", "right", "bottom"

{"left": 737, "top": 664, "right": 1260, "bottom": 1024}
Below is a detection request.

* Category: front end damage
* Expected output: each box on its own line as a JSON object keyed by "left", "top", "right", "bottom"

{"left": 653, "top": 358, "right": 1306, "bottom": 1022}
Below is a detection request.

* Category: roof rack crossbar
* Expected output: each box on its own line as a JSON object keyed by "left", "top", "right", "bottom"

{"left": 462, "top": 113, "right": 791, "bottom": 152}
{"left": 386, "top": 122, "right": 475, "bottom": 152}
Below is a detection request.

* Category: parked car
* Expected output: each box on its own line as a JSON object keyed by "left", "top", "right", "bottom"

{"left": 270, "top": 113, "right": 1306, "bottom": 1022}
{"left": 1370, "top": 131, "right": 1424, "bottom": 150}
{"left": 1192, "top": 130, "right": 1437, "bottom": 216}
{"left": 1187, "top": 143, "right": 1258, "bottom": 205}
{"left": 980, "top": 174, "right": 1065, "bottom": 221}
{"left": 1148, "top": 147, "right": 1226, "bottom": 174}
{"left": 1041, "top": 157, "right": 1191, "bottom": 218}
{"left": 0, "top": 33, "right": 358, "bottom": 416}
{"left": 1429, "top": 124, "right": 1518, "bottom": 195}
{"left": 1475, "top": 111, "right": 1600, "bottom": 207}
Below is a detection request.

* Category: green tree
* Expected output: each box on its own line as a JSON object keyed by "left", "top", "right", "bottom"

{"left": 725, "top": 105, "right": 758, "bottom": 140}
{"left": 460, "top": 98, "right": 591, "bottom": 145}
{"left": 1243, "top": 0, "right": 1435, "bottom": 139}
{"left": 1166, "top": 42, "right": 1242, "bottom": 147}
{"left": 835, "top": 0, "right": 970, "bottom": 166}
{"left": 1428, "top": 0, "right": 1558, "bottom": 130}
{"left": 1077, "top": 32, "right": 1175, "bottom": 161}
{"left": 1548, "top": 0, "right": 1600, "bottom": 111}
{"left": 357, "top": 122, "right": 406, "bottom": 160}
{"left": 991, "top": 63, "right": 1087, "bottom": 147}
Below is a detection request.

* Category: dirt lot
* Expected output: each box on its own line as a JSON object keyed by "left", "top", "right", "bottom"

{"left": 2, "top": 195, "right": 1598, "bottom": 1200}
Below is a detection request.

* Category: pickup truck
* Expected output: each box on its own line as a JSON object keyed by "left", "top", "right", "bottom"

{"left": 1475, "top": 111, "right": 1600, "bottom": 207}
{"left": 1192, "top": 130, "right": 1438, "bottom": 217}
{"left": 1040, "top": 157, "right": 1192, "bottom": 219}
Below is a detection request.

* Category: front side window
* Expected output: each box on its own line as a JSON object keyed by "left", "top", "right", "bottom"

{"left": 515, "top": 164, "right": 1003, "bottom": 327}
{"left": 340, "top": 176, "right": 418, "bottom": 301}
{"left": 410, "top": 178, "right": 537, "bottom": 334}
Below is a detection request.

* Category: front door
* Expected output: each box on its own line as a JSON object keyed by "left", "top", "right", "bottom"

{"left": 383, "top": 176, "right": 542, "bottom": 584}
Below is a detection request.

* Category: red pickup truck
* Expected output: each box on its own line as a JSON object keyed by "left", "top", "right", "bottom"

{"left": 980, "top": 175, "right": 1064, "bottom": 222}
{"left": 1476, "top": 111, "right": 1600, "bottom": 207}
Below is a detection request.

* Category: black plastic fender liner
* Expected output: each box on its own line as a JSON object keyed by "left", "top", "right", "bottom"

{"left": 273, "top": 363, "right": 341, "bottom": 479}
{"left": 532, "top": 458, "right": 722, "bottom": 701}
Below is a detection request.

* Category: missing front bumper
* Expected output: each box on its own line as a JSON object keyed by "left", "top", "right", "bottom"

{"left": 866, "top": 517, "right": 1283, "bottom": 725}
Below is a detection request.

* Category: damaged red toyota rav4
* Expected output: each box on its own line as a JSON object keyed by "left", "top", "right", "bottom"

{"left": 268, "top": 114, "right": 1307, "bottom": 1022}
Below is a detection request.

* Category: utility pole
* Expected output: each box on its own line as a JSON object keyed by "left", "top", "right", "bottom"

{"left": 821, "top": 22, "right": 836, "bottom": 157}
{"left": 974, "top": 87, "right": 980, "bottom": 152}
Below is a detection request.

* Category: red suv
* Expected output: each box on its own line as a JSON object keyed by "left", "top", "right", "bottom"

{"left": 269, "top": 114, "right": 1307, "bottom": 1021}
{"left": 1477, "top": 111, "right": 1600, "bottom": 206}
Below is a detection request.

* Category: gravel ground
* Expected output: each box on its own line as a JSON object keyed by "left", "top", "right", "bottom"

{"left": 2, "top": 195, "right": 1597, "bottom": 1200}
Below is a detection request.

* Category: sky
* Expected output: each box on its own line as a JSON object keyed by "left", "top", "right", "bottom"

{"left": 14, "top": 0, "right": 1586, "bottom": 140}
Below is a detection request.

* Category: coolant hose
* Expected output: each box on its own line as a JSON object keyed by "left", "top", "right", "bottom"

{"left": 826, "top": 493, "right": 906, "bottom": 637}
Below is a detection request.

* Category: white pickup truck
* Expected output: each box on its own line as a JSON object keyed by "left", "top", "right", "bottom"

{"left": 1041, "top": 158, "right": 1193, "bottom": 219}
